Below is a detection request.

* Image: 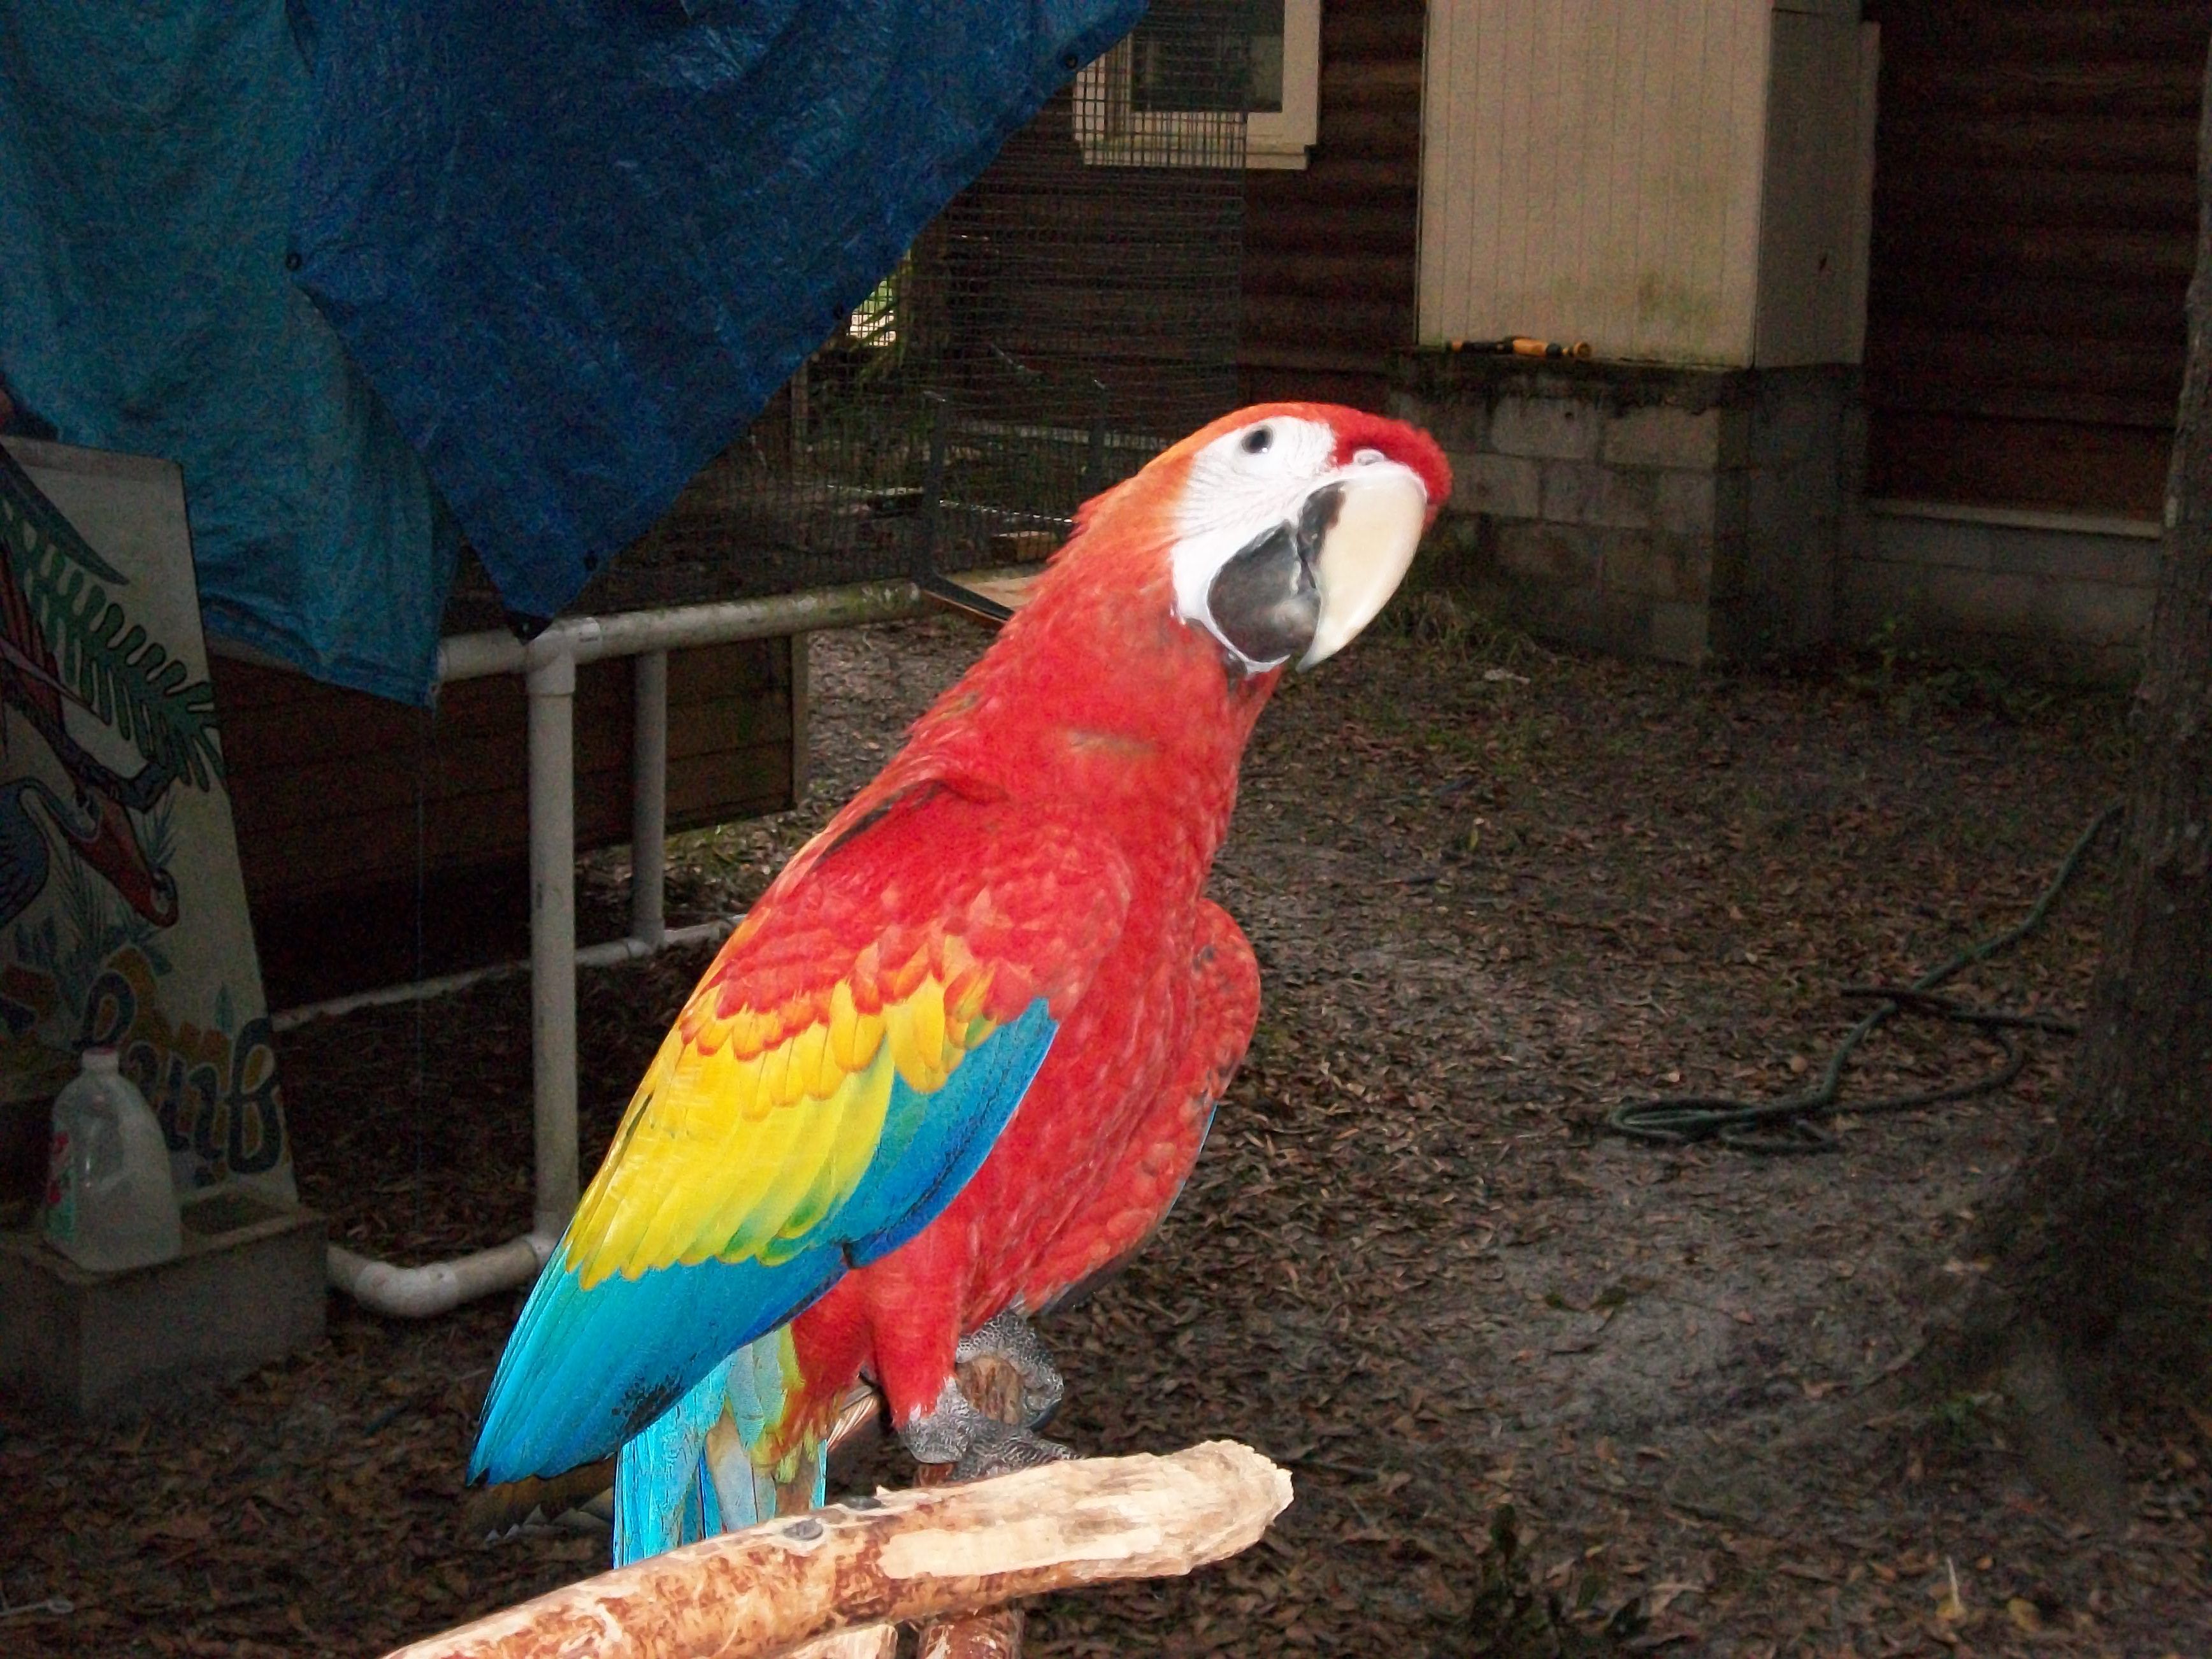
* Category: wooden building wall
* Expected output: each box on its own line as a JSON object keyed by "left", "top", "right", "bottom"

{"left": 921, "top": 87, "right": 1245, "bottom": 440}
{"left": 216, "top": 639, "right": 798, "bottom": 1008}
{"left": 1240, "top": 1, "right": 1426, "bottom": 408}
{"left": 1862, "top": 1, "right": 2210, "bottom": 517}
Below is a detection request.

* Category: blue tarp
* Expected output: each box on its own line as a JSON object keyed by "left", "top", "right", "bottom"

{"left": 292, "top": 0, "right": 1142, "bottom": 629}
{"left": 1, "top": 0, "right": 1142, "bottom": 701}
{"left": 0, "top": 2, "right": 457, "bottom": 703}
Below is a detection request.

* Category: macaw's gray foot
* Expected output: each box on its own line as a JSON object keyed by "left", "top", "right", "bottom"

{"left": 949, "top": 1416, "right": 1079, "bottom": 1483}
{"left": 953, "top": 1309, "right": 1065, "bottom": 1429}
{"left": 898, "top": 1375, "right": 1075, "bottom": 1479}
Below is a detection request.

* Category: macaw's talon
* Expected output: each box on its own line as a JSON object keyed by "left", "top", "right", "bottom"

{"left": 899, "top": 1376, "right": 989, "bottom": 1467}
{"left": 948, "top": 1418, "right": 1077, "bottom": 1483}
{"left": 954, "top": 1310, "right": 1065, "bottom": 1428}
{"left": 898, "top": 1374, "right": 1074, "bottom": 1474}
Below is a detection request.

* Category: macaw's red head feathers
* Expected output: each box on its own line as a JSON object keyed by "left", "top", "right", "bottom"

{"left": 1067, "top": 402, "right": 1451, "bottom": 673}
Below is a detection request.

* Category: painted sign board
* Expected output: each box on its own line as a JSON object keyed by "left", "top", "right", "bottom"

{"left": 1, "top": 436, "right": 293, "bottom": 1203}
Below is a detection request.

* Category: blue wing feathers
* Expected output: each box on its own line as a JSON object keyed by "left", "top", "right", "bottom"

{"left": 471, "top": 1000, "right": 1057, "bottom": 1490}
{"left": 844, "top": 1000, "right": 1057, "bottom": 1263}
{"left": 473, "top": 1247, "right": 840, "bottom": 1484}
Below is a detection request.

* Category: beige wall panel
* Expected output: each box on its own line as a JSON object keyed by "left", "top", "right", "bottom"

{"left": 1421, "top": 0, "right": 1774, "bottom": 365}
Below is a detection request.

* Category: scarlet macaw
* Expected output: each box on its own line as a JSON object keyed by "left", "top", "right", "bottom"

{"left": 470, "top": 403, "right": 1450, "bottom": 1562}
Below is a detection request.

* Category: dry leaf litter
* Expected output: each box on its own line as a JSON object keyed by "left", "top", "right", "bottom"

{"left": 3, "top": 609, "right": 2206, "bottom": 1658}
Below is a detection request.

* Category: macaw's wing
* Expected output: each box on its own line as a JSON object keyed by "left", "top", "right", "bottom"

{"left": 471, "top": 780, "right": 1130, "bottom": 1484}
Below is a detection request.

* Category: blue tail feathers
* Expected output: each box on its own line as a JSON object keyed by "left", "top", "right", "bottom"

{"left": 612, "top": 1332, "right": 827, "bottom": 1565}
{"left": 613, "top": 1356, "right": 729, "bottom": 1561}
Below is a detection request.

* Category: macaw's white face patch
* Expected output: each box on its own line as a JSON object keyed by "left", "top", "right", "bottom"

{"left": 1169, "top": 415, "right": 1430, "bottom": 673}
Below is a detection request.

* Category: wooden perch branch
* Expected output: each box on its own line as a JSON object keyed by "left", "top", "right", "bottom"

{"left": 387, "top": 1440, "right": 1291, "bottom": 1659}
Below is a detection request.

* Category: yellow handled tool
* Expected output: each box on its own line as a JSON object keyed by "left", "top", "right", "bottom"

{"left": 1449, "top": 336, "right": 1592, "bottom": 359}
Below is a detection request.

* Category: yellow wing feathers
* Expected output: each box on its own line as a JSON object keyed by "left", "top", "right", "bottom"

{"left": 566, "top": 937, "right": 1002, "bottom": 1290}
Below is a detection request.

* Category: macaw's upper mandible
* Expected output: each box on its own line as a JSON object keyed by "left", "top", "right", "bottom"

{"left": 469, "top": 404, "right": 1450, "bottom": 1563}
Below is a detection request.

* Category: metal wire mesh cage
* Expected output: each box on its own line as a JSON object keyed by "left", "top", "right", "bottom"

{"left": 585, "top": 0, "right": 1254, "bottom": 610}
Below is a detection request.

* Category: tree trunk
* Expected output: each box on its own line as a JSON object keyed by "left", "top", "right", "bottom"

{"left": 1959, "top": 34, "right": 2212, "bottom": 1505}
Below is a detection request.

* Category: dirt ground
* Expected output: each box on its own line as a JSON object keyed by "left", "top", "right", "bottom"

{"left": 4, "top": 606, "right": 2207, "bottom": 1658}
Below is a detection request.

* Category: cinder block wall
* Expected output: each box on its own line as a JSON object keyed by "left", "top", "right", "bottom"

{"left": 1841, "top": 506, "right": 2160, "bottom": 685}
{"left": 1391, "top": 354, "right": 1854, "bottom": 665}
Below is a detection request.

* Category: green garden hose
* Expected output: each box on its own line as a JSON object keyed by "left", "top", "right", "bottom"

{"left": 1606, "top": 802, "right": 2123, "bottom": 1154}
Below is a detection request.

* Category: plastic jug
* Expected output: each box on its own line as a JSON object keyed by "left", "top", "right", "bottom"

{"left": 41, "top": 1049, "right": 182, "bottom": 1273}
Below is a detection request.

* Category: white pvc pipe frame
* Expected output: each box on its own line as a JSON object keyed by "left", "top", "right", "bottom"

{"left": 298, "top": 578, "right": 951, "bottom": 1318}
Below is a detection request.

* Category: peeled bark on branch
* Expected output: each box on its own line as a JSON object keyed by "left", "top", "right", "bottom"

{"left": 387, "top": 1442, "right": 1292, "bottom": 1659}
{"left": 782, "top": 1630, "right": 898, "bottom": 1659}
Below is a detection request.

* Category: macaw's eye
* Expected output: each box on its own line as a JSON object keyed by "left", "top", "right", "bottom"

{"left": 1240, "top": 426, "right": 1273, "bottom": 455}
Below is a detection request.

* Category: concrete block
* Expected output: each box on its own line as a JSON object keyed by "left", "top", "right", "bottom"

{"left": 1495, "top": 521, "right": 1605, "bottom": 586}
{"left": 1708, "top": 533, "right": 1751, "bottom": 597}
{"left": 1605, "top": 531, "right": 1707, "bottom": 602}
{"left": 1751, "top": 384, "right": 1841, "bottom": 466}
{"left": 1605, "top": 404, "right": 1726, "bottom": 470}
{"left": 1792, "top": 561, "right": 1835, "bottom": 647}
{"left": 1591, "top": 591, "right": 1664, "bottom": 659}
{"left": 1837, "top": 556, "right": 1925, "bottom": 633}
{"left": 1871, "top": 513, "right": 1995, "bottom": 572}
{"left": 1540, "top": 461, "right": 1653, "bottom": 529}
{"left": 1839, "top": 392, "right": 1871, "bottom": 487}
{"left": 1409, "top": 396, "right": 1488, "bottom": 450}
{"left": 1987, "top": 524, "right": 2160, "bottom": 589}
{"left": 1924, "top": 567, "right": 2039, "bottom": 636}
{"left": 1737, "top": 524, "right": 1835, "bottom": 648}
{"left": 1749, "top": 459, "right": 1839, "bottom": 540}
{"left": 1490, "top": 394, "right": 1600, "bottom": 461}
{"left": 2029, "top": 578, "right": 2155, "bottom": 647}
{"left": 1746, "top": 517, "right": 1832, "bottom": 587}
{"left": 1649, "top": 601, "right": 1711, "bottom": 664}
{"left": 1446, "top": 450, "right": 1540, "bottom": 519}
{"left": 1423, "top": 505, "right": 1486, "bottom": 559}
{"left": 0, "top": 1193, "right": 325, "bottom": 1419}
{"left": 1491, "top": 580, "right": 1652, "bottom": 659}
{"left": 1749, "top": 517, "right": 1839, "bottom": 631}
{"left": 1655, "top": 470, "right": 1718, "bottom": 536}
{"left": 1707, "top": 592, "right": 1800, "bottom": 661}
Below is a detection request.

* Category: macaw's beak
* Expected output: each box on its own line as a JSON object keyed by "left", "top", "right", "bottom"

{"left": 1297, "top": 461, "right": 1430, "bottom": 669}
{"left": 1203, "top": 462, "right": 1430, "bottom": 672}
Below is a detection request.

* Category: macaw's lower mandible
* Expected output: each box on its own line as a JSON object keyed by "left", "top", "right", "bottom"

{"left": 468, "top": 403, "right": 1453, "bottom": 1562}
